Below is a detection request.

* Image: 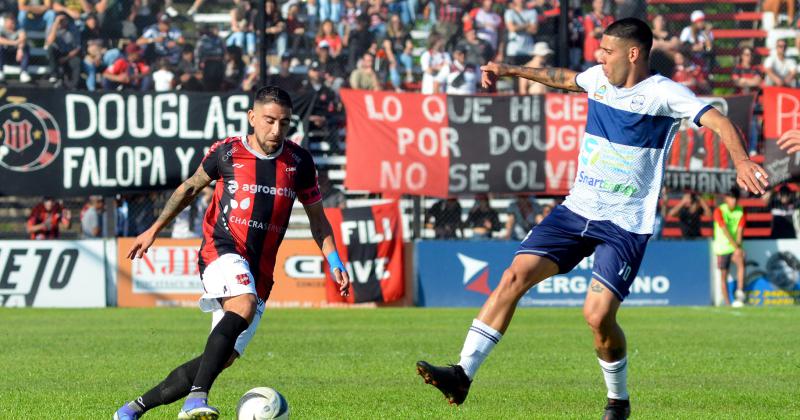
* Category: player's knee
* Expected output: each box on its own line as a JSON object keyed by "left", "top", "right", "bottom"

{"left": 583, "top": 308, "right": 614, "bottom": 332}
{"left": 497, "top": 268, "right": 527, "bottom": 296}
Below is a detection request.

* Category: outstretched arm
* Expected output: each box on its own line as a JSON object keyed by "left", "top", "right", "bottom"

{"left": 304, "top": 201, "right": 351, "bottom": 297}
{"left": 480, "top": 61, "right": 585, "bottom": 92}
{"left": 699, "top": 108, "right": 769, "bottom": 195}
{"left": 127, "top": 166, "right": 212, "bottom": 259}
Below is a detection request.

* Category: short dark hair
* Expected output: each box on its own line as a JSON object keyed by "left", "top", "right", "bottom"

{"left": 727, "top": 186, "right": 741, "bottom": 199}
{"left": 604, "top": 18, "right": 653, "bottom": 57}
{"left": 253, "top": 86, "right": 293, "bottom": 110}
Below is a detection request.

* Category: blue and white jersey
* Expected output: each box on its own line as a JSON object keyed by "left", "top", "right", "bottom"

{"left": 563, "top": 65, "right": 713, "bottom": 234}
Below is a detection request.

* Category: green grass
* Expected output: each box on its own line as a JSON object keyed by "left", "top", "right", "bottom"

{"left": 1, "top": 307, "right": 798, "bottom": 419}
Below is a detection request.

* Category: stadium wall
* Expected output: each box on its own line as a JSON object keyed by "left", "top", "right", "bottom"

{"left": 1, "top": 239, "right": 798, "bottom": 308}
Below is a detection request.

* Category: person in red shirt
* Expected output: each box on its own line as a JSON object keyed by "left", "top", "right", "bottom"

{"left": 582, "top": 0, "right": 613, "bottom": 68}
{"left": 102, "top": 42, "right": 152, "bottom": 91}
{"left": 672, "top": 49, "right": 709, "bottom": 94}
{"left": 114, "top": 86, "right": 351, "bottom": 420}
{"left": 26, "top": 197, "right": 71, "bottom": 239}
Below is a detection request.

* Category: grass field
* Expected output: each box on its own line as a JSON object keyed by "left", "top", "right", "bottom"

{"left": 1, "top": 307, "right": 798, "bottom": 419}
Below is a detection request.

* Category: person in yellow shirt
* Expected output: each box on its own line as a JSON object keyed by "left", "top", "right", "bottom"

{"left": 713, "top": 187, "right": 747, "bottom": 306}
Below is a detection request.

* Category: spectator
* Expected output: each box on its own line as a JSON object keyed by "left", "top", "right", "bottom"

{"left": 765, "top": 184, "right": 799, "bottom": 238}
{"left": 152, "top": 57, "right": 173, "bottom": 91}
{"left": 425, "top": 197, "right": 463, "bottom": 239}
{"left": 679, "top": 10, "right": 713, "bottom": 73}
{"left": 613, "top": 0, "right": 646, "bottom": 21}
{"left": 0, "top": 13, "right": 30, "bottom": 83}
{"left": 45, "top": 13, "right": 80, "bottom": 88}
{"left": 319, "top": 170, "right": 346, "bottom": 208}
{"left": 175, "top": 44, "right": 202, "bottom": 91}
{"left": 97, "top": 0, "right": 137, "bottom": 41}
{"left": 732, "top": 46, "right": 763, "bottom": 94}
{"left": 52, "top": 0, "right": 88, "bottom": 21}
{"left": 456, "top": 23, "right": 493, "bottom": 67}
{"left": 171, "top": 186, "right": 212, "bottom": 239}
{"left": 17, "top": 0, "right": 55, "bottom": 33}
{"left": 534, "top": 203, "right": 552, "bottom": 224}
{"left": 102, "top": 42, "right": 151, "bottom": 91}
{"left": 466, "top": 194, "right": 500, "bottom": 238}
{"left": 195, "top": 24, "right": 225, "bottom": 91}
{"left": 667, "top": 191, "right": 711, "bottom": 238}
{"left": 672, "top": 49, "right": 709, "bottom": 94}
{"left": 651, "top": 14, "right": 678, "bottom": 52}
{"left": 566, "top": 7, "right": 584, "bottom": 70}
{"left": 115, "top": 194, "right": 129, "bottom": 237}
{"left": 83, "top": 39, "right": 104, "bottom": 90}
{"left": 349, "top": 52, "right": 380, "bottom": 90}
{"left": 420, "top": 33, "right": 449, "bottom": 93}
{"left": 319, "top": 0, "right": 342, "bottom": 23}
{"left": 437, "top": 44, "right": 478, "bottom": 94}
{"left": 582, "top": 0, "right": 613, "bottom": 69}
{"left": 366, "top": 0, "right": 388, "bottom": 37}
{"left": 762, "top": 0, "right": 794, "bottom": 28}
{"left": 285, "top": 3, "right": 310, "bottom": 58}
{"left": 469, "top": 0, "right": 502, "bottom": 59}
{"left": 26, "top": 197, "right": 71, "bottom": 239}
{"left": 316, "top": 42, "right": 346, "bottom": 87}
{"left": 316, "top": 19, "right": 343, "bottom": 57}
{"left": 80, "top": 13, "right": 102, "bottom": 50}
{"left": 303, "top": 60, "right": 342, "bottom": 131}
{"left": 764, "top": 38, "right": 796, "bottom": 87}
{"left": 518, "top": 42, "right": 553, "bottom": 95}
{"left": 504, "top": 194, "right": 541, "bottom": 240}
{"left": 266, "top": 54, "right": 303, "bottom": 92}
{"left": 227, "top": 0, "right": 257, "bottom": 57}
{"left": 713, "top": 187, "right": 746, "bottom": 306}
{"left": 426, "top": 0, "right": 464, "bottom": 44}
{"left": 344, "top": 14, "right": 375, "bottom": 71}
{"left": 138, "top": 13, "right": 184, "bottom": 65}
{"left": 383, "top": 13, "right": 412, "bottom": 89}
{"left": 263, "top": 0, "right": 287, "bottom": 58}
{"left": 81, "top": 195, "right": 106, "bottom": 238}
{"left": 223, "top": 46, "right": 245, "bottom": 90}
{"left": 504, "top": 0, "right": 537, "bottom": 66}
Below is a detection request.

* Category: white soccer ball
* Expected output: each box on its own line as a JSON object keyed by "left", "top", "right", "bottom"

{"left": 236, "top": 387, "right": 290, "bottom": 420}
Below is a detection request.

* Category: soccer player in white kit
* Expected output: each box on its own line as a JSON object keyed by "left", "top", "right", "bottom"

{"left": 416, "top": 18, "right": 770, "bottom": 419}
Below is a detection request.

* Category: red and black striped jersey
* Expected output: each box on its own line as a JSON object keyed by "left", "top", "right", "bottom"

{"left": 198, "top": 136, "right": 321, "bottom": 299}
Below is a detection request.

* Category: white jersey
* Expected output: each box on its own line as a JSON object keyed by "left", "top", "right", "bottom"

{"left": 563, "top": 65, "right": 712, "bottom": 234}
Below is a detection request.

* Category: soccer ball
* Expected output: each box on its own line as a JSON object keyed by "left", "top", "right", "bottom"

{"left": 236, "top": 387, "right": 290, "bottom": 420}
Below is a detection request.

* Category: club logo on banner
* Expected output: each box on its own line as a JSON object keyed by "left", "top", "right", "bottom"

{"left": 341, "top": 90, "right": 754, "bottom": 196}
{"left": 323, "top": 202, "right": 404, "bottom": 303}
{"left": 762, "top": 87, "right": 800, "bottom": 183}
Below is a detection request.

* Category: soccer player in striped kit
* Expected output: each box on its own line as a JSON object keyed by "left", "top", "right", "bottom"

{"left": 114, "top": 86, "right": 351, "bottom": 420}
{"left": 416, "top": 18, "right": 770, "bottom": 419}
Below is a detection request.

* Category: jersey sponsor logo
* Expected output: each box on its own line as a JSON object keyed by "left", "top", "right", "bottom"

{"left": 240, "top": 183, "right": 297, "bottom": 199}
{"left": 594, "top": 85, "right": 607, "bottom": 101}
{"left": 458, "top": 253, "right": 492, "bottom": 295}
{"left": 630, "top": 95, "right": 645, "bottom": 112}
{"left": 228, "top": 215, "right": 287, "bottom": 233}
{"left": 576, "top": 170, "right": 638, "bottom": 196}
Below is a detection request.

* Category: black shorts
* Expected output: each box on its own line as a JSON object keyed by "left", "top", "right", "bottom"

{"left": 717, "top": 253, "right": 733, "bottom": 270}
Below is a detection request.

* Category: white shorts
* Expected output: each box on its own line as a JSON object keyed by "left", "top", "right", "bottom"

{"left": 200, "top": 253, "right": 265, "bottom": 355}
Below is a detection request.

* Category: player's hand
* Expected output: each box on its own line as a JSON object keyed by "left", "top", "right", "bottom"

{"left": 127, "top": 228, "right": 157, "bottom": 260}
{"left": 777, "top": 129, "right": 800, "bottom": 154}
{"left": 734, "top": 158, "right": 769, "bottom": 195}
{"left": 332, "top": 268, "right": 350, "bottom": 297}
{"left": 480, "top": 61, "right": 506, "bottom": 88}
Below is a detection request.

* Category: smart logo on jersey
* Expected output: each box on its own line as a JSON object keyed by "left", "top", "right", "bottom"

{"left": 576, "top": 171, "right": 638, "bottom": 196}
{"left": 594, "top": 85, "right": 607, "bottom": 101}
{"left": 458, "top": 253, "right": 492, "bottom": 295}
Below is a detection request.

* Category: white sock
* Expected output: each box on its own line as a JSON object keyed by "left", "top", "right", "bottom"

{"left": 457, "top": 319, "right": 502, "bottom": 380}
{"left": 598, "top": 356, "right": 629, "bottom": 400}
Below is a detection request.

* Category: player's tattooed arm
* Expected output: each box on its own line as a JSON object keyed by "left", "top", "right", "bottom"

{"left": 152, "top": 166, "right": 213, "bottom": 231}
{"left": 511, "top": 66, "right": 585, "bottom": 92}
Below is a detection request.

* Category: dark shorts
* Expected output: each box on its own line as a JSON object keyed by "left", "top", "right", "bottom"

{"left": 717, "top": 253, "right": 733, "bottom": 270}
{"left": 516, "top": 205, "right": 651, "bottom": 301}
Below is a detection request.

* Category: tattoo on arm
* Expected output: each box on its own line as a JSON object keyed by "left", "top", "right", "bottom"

{"left": 514, "top": 66, "right": 584, "bottom": 92}
{"left": 590, "top": 280, "right": 604, "bottom": 293}
{"left": 154, "top": 167, "right": 212, "bottom": 229}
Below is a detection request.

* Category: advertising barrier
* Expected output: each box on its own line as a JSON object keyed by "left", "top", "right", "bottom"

{"left": 416, "top": 240, "right": 711, "bottom": 307}
{"left": 716, "top": 239, "right": 800, "bottom": 306}
{"left": 0, "top": 240, "right": 106, "bottom": 307}
{"left": 117, "top": 238, "right": 333, "bottom": 308}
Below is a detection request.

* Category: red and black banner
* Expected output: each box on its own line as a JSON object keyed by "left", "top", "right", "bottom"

{"left": 341, "top": 89, "right": 754, "bottom": 196}
{"left": 762, "top": 87, "right": 800, "bottom": 183}
{"left": 323, "top": 202, "right": 404, "bottom": 304}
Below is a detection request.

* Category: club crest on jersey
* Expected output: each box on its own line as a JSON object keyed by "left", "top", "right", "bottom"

{"left": 594, "top": 85, "right": 607, "bottom": 101}
{"left": 630, "top": 95, "right": 645, "bottom": 112}
{"left": 286, "top": 167, "right": 296, "bottom": 174}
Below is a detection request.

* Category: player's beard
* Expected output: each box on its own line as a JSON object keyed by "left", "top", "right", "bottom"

{"left": 256, "top": 132, "right": 284, "bottom": 155}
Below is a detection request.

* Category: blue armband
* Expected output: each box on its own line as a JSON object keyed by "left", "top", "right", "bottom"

{"left": 327, "top": 251, "right": 346, "bottom": 275}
